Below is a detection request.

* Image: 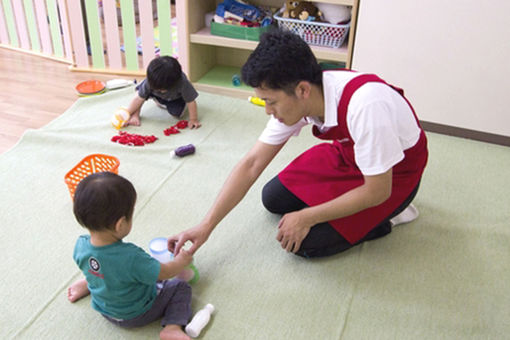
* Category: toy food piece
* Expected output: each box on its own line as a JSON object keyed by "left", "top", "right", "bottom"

{"left": 111, "top": 107, "right": 131, "bottom": 129}
{"left": 185, "top": 304, "right": 215, "bottom": 338}
{"left": 111, "top": 131, "right": 157, "bottom": 146}
{"left": 164, "top": 120, "right": 189, "bottom": 135}
{"left": 175, "top": 120, "right": 189, "bottom": 129}
{"left": 76, "top": 80, "right": 106, "bottom": 95}
{"left": 164, "top": 126, "right": 181, "bottom": 135}
{"left": 172, "top": 144, "right": 196, "bottom": 157}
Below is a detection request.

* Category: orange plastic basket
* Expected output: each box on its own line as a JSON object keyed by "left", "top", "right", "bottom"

{"left": 64, "top": 154, "right": 120, "bottom": 199}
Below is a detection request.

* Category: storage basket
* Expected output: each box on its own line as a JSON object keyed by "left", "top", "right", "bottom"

{"left": 64, "top": 154, "right": 120, "bottom": 199}
{"left": 274, "top": 12, "right": 350, "bottom": 48}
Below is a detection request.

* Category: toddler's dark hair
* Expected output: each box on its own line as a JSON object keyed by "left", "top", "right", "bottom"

{"left": 73, "top": 172, "right": 137, "bottom": 231}
{"left": 241, "top": 29, "right": 322, "bottom": 95}
{"left": 147, "top": 56, "right": 183, "bottom": 90}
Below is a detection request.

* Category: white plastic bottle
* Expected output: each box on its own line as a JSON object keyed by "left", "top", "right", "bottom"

{"left": 185, "top": 304, "right": 215, "bottom": 338}
{"left": 106, "top": 78, "right": 134, "bottom": 90}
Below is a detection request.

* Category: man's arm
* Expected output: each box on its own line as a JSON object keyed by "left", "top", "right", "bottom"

{"left": 277, "top": 169, "right": 393, "bottom": 252}
{"left": 169, "top": 140, "right": 285, "bottom": 255}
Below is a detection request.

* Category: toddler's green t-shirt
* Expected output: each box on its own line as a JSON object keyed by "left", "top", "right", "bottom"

{"left": 73, "top": 235, "right": 160, "bottom": 320}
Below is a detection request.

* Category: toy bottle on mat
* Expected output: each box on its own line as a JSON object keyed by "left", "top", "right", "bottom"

{"left": 111, "top": 107, "right": 131, "bottom": 129}
{"left": 171, "top": 144, "right": 196, "bottom": 157}
{"left": 185, "top": 304, "right": 215, "bottom": 338}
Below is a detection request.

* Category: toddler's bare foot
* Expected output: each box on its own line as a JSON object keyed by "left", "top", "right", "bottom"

{"left": 155, "top": 101, "right": 167, "bottom": 109}
{"left": 67, "top": 278, "right": 90, "bottom": 303}
{"left": 160, "top": 324, "right": 190, "bottom": 340}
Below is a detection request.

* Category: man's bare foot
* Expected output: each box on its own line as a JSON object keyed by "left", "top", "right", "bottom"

{"left": 67, "top": 278, "right": 90, "bottom": 303}
{"left": 160, "top": 324, "right": 190, "bottom": 340}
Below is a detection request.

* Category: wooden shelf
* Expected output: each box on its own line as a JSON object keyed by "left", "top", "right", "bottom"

{"left": 177, "top": 0, "right": 359, "bottom": 97}
{"left": 194, "top": 83, "right": 254, "bottom": 99}
{"left": 309, "top": 0, "right": 354, "bottom": 5}
{"left": 190, "top": 28, "right": 349, "bottom": 62}
{"left": 310, "top": 44, "right": 349, "bottom": 62}
{"left": 190, "top": 28, "right": 259, "bottom": 51}
{"left": 194, "top": 65, "right": 255, "bottom": 99}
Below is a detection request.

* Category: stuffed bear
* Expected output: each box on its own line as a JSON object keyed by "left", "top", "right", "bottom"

{"left": 282, "top": 1, "right": 299, "bottom": 18}
{"left": 290, "top": 1, "right": 322, "bottom": 21}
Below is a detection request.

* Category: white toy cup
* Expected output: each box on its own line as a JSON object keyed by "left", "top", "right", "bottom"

{"left": 149, "top": 237, "right": 174, "bottom": 263}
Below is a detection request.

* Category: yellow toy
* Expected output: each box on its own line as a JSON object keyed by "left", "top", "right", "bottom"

{"left": 111, "top": 107, "right": 131, "bottom": 130}
{"left": 248, "top": 96, "right": 265, "bottom": 107}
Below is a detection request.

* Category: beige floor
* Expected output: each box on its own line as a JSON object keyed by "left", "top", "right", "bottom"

{"left": 0, "top": 48, "right": 145, "bottom": 155}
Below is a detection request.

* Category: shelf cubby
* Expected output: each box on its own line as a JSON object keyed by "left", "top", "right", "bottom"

{"left": 176, "top": 0, "right": 359, "bottom": 98}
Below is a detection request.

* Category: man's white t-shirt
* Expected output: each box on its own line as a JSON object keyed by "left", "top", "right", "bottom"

{"left": 258, "top": 71, "right": 421, "bottom": 176}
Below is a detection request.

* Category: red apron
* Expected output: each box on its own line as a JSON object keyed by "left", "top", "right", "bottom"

{"left": 278, "top": 74, "right": 428, "bottom": 244}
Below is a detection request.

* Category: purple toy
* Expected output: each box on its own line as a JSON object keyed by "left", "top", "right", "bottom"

{"left": 173, "top": 144, "right": 196, "bottom": 157}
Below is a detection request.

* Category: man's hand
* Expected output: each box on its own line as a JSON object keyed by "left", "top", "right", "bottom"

{"left": 276, "top": 210, "right": 313, "bottom": 253}
{"left": 168, "top": 224, "right": 210, "bottom": 256}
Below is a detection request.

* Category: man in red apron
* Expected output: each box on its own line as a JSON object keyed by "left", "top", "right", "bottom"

{"left": 168, "top": 30, "right": 428, "bottom": 258}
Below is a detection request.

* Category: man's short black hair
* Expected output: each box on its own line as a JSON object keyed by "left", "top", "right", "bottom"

{"left": 73, "top": 172, "right": 137, "bottom": 231}
{"left": 147, "top": 56, "right": 183, "bottom": 90}
{"left": 241, "top": 29, "right": 322, "bottom": 95}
